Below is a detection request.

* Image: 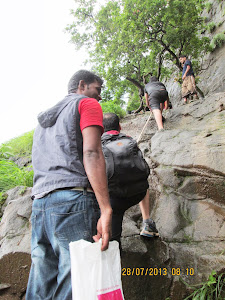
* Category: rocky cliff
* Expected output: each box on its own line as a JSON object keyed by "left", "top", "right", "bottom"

{"left": 0, "top": 91, "right": 224, "bottom": 300}
{"left": 0, "top": 1, "right": 225, "bottom": 298}
{"left": 120, "top": 92, "right": 225, "bottom": 299}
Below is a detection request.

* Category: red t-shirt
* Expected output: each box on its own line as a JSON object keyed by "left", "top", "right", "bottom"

{"left": 78, "top": 98, "right": 104, "bottom": 133}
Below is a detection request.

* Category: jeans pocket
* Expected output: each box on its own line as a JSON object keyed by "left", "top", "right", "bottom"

{"left": 53, "top": 210, "right": 92, "bottom": 250}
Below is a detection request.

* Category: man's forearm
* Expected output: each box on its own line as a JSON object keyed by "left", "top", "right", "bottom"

{"left": 83, "top": 149, "right": 111, "bottom": 212}
{"left": 82, "top": 126, "right": 112, "bottom": 250}
{"left": 164, "top": 99, "right": 168, "bottom": 110}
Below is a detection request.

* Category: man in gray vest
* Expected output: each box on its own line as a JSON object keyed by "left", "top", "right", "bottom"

{"left": 26, "top": 70, "right": 112, "bottom": 300}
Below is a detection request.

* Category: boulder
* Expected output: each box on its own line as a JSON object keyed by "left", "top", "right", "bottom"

{"left": 0, "top": 187, "right": 32, "bottom": 299}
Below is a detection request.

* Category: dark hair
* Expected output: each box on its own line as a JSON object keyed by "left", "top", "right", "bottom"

{"left": 103, "top": 113, "right": 120, "bottom": 132}
{"left": 149, "top": 76, "right": 158, "bottom": 83}
{"left": 68, "top": 70, "right": 104, "bottom": 93}
{"left": 179, "top": 55, "right": 187, "bottom": 58}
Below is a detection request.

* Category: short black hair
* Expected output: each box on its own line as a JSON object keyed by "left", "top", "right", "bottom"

{"left": 179, "top": 55, "right": 187, "bottom": 58}
{"left": 68, "top": 70, "right": 103, "bottom": 93}
{"left": 103, "top": 113, "right": 120, "bottom": 132}
{"left": 149, "top": 76, "right": 158, "bottom": 83}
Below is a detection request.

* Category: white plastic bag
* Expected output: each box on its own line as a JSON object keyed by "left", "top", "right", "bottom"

{"left": 69, "top": 239, "right": 125, "bottom": 300}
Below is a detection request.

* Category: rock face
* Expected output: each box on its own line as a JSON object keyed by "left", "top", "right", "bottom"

{"left": 120, "top": 92, "right": 225, "bottom": 300}
{"left": 0, "top": 187, "right": 32, "bottom": 300}
{"left": 1, "top": 93, "right": 224, "bottom": 299}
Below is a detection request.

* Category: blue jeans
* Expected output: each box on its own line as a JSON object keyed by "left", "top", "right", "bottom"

{"left": 26, "top": 189, "right": 100, "bottom": 300}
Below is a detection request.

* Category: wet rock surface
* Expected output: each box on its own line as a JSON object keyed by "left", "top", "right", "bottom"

{"left": 0, "top": 92, "right": 224, "bottom": 299}
{"left": 120, "top": 92, "right": 225, "bottom": 299}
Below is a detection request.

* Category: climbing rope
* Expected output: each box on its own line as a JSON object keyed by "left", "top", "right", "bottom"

{"left": 137, "top": 111, "right": 153, "bottom": 144}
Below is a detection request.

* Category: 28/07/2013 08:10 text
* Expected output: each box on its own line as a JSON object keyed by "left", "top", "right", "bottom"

{"left": 122, "top": 268, "right": 195, "bottom": 276}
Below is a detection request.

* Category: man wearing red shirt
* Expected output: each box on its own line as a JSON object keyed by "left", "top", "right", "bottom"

{"left": 27, "top": 70, "right": 112, "bottom": 300}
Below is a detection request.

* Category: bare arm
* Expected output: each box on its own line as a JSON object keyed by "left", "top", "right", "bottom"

{"left": 82, "top": 125, "right": 112, "bottom": 251}
{"left": 164, "top": 98, "right": 169, "bottom": 110}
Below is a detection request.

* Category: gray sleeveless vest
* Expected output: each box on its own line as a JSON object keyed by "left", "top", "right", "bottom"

{"left": 32, "top": 93, "right": 91, "bottom": 196}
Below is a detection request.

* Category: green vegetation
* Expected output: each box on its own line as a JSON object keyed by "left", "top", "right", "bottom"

{"left": 205, "top": 2, "right": 213, "bottom": 13}
{"left": 0, "top": 130, "right": 34, "bottom": 159}
{"left": 184, "top": 271, "right": 225, "bottom": 300}
{"left": 0, "top": 192, "right": 8, "bottom": 205}
{"left": 67, "top": 0, "right": 209, "bottom": 109}
{"left": 0, "top": 131, "right": 34, "bottom": 194}
{"left": 210, "top": 33, "right": 225, "bottom": 51}
{"left": 126, "top": 91, "right": 141, "bottom": 112}
{"left": 0, "top": 160, "right": 33, "bottom": 193}
{"left": 207, "top": 22, "right": 216, "bottom": 33}
{"left": 101, "top": 101, "right": 126, "bottom": 118}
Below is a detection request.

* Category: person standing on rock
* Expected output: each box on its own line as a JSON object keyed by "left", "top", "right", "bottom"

{"left": 26, "top": 70, "right": 112, "bottom": 299}
{"left": 102, "top": 113, "right": 159, "bottom": 250}
{"left": 144, "top": 76, "right": 169, "bottom": 131}
{"left": 179, "top": 55, "right": 198, "bottom": 104}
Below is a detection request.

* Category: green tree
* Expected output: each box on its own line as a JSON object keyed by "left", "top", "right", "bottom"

{"left": 100, "top": 100, "right": 126, "bottom": 118}
{"left": 126, "top": 90, "right": 141, "bottom": 112}
{"left": 67, "top": 0, "right": 209, "bottom": 109}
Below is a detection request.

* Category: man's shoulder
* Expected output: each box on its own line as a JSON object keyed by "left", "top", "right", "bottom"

{"left": 145, "top": 82, "right": 152, "bottom": 88}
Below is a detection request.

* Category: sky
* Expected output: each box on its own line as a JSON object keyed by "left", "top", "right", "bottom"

{"left": 0, "top": 0, "right": 89, "bottom": 144}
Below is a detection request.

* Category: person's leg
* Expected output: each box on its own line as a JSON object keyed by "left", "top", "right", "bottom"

{"left": 152, "top": 108, "right": 164, "bottom": 130}
{"left": 26, "top": 197, "right": 58, "bottom": 300}
{"left": 110, "top": 192, "right": 146, "bottom": 249}
{"left": 190, "top": 76, "right": 198, "bottom": 99}
{"left": 46, "top": 190, "right": 100, "bottom": 300}
{"left": 182, "top": 78, "right": 188, "bottom": 103}
{"left": 139, "top": 190, "right": 159, "bottom": 238}
{"left": 139, "top": 189, "right": 150, "bottom": 220}
{"left": 150, "top": 92, "right": 166, "bottom": 130}
{"left": 111, "top": 211, "right": 124, "bottom": 252}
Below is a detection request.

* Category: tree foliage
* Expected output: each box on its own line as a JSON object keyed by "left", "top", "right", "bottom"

{"left": 67, "top": 0, "right": 209, "bottom": 107}
{"left": 100, "top": 100, "right": 126, "bottom": 118}
{"left": 126, "top": 90, "right": 142, "bottom": 112}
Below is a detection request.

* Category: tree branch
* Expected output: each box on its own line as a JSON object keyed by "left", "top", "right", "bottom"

{"left": 126, "top": 77, "right": 144, "bottom": 92}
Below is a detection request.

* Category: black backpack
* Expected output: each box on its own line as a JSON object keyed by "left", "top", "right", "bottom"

{"left": 101, "top": 133, "right": 150, "bottom": 198}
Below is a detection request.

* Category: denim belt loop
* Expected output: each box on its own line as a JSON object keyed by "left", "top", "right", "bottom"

{"left": 83, "top": 188, "right": 87, "bottom": 196}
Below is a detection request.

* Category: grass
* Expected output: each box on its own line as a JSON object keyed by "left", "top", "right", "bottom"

{"left": 0, "top": 160, "right": 33, "bottom": 193}
{"left": 183, "top": 271, "right": 225, "bottom": 300}
{"left": 205, "top": 2, "right": 213, "bottom": 14}
{"left": 207, "top": 22, "right": 216, "bottom": 33}
{"left": 0, "top": 130, "right": 34, "bottom": 159}
{"left": 210, "top": 33, "right": 225, "bottom": 51}
{"left": 0, "top": 130, "right": 34, "bottom": 194}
